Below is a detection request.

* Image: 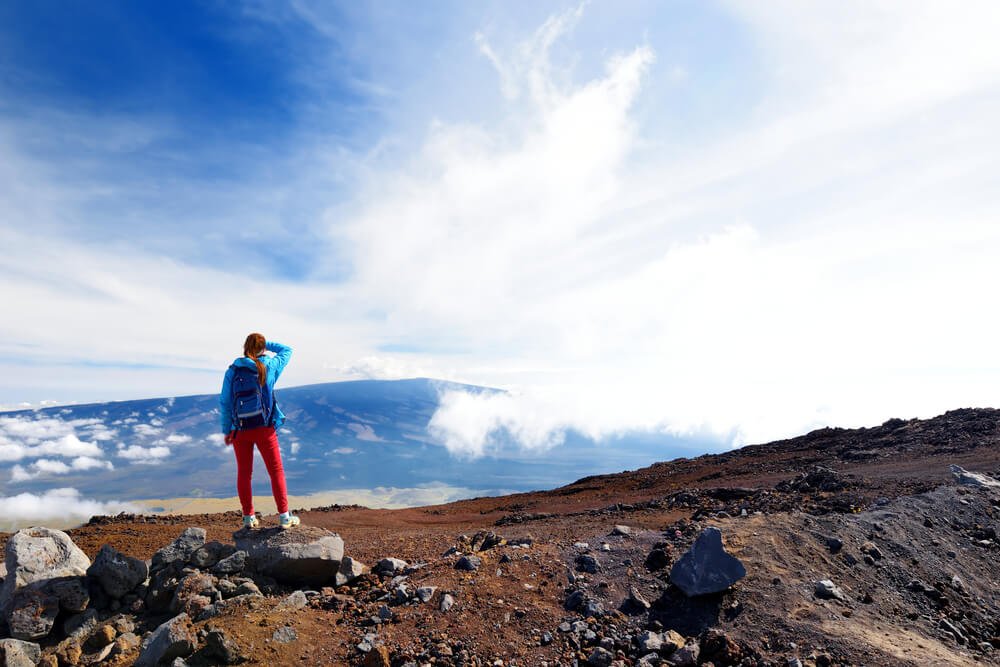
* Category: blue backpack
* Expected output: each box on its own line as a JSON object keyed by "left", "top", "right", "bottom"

{"left": 230, "top": 364, "right": 275, "bottom": 430}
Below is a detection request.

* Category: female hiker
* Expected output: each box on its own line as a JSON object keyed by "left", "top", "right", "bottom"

{"left": 219, "top": 333, "right": 300, "bottom": 530}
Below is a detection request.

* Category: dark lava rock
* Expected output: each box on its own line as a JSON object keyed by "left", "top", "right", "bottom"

{"left": 88, "top": 544, "right": 149, "bottom": 599}
{"left": 576, "top": 554, "right": 600, "bottom": 574}
{"left": 455, "top": 556, "right": 482, "bottom": 571}
{"left": 644, "top": 548, "right": 671, "bottom": 571}
{"left": 669, "top": 528, "right": 746, "bottom": 596}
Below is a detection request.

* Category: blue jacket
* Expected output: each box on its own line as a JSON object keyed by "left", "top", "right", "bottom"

{"left": 219, "top": 341, "right": 292, "bottom": 434}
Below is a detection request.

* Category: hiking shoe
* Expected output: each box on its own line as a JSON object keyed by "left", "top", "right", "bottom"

{"left": 242, "top": 515, "right": 260, "bottom": 529}
{"left": 279, "top": 514, "right": 300, "bottom": 529}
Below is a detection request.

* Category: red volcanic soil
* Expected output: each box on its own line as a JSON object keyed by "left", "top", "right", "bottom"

{"left": 3, "top": 408, "right": 1000, "bottom": 666}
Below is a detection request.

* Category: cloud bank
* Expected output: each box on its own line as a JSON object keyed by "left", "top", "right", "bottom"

{"left": 0, "top": 488, "right": 138, "bottom": 532}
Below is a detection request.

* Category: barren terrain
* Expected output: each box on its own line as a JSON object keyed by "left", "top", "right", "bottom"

{"left": 3, "top": 408, "right": 1000, "bottom": 666}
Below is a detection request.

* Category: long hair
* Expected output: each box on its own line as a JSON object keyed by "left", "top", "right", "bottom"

{"left": 243, "top": 333, "right": 267, "bottom": 386}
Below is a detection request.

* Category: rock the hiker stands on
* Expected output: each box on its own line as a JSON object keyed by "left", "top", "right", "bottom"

{"left": 234, "top": 525, "right": 344, "bottom": 586}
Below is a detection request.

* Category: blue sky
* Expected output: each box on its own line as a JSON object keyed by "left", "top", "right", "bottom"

{"left": 2, "top": 1, "right": 1000, "bottom": 453}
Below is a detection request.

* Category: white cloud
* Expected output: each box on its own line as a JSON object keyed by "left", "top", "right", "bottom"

{"left": 346, "top": 423, "right": 383, "bottom": 442}
{"left": 70, "top": 455, "right": 114, "bottom": 471}
{"left": 133, "top": 423, "right": 162, "bottom": 436}
{"left": 0, "top": 488, "right": 139, "bottom": 532}
{"left": 116, "top": 445, "right": 171, "bottom": 463}
{"left": 332, "top": 447, "right": 356, "bottom": 455}
{"left": 0, "top": 416, "right": 106, "bottom": 461}
{"left": 7, "top": 454, "right": 114, "bottom": 481}
{"left": 32, "top": 458, "right": 71, "bottom": 474}
{"left": 158, "top": 433, "right": 192, "bottom": 445}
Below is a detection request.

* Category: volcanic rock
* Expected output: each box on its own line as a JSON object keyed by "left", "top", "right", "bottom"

{"left": 814, "top": 579, "right": 846, "bottom": 601}
{"left": 189, "top": 541, "right": 233, "bottom": 570}
{"left": 170, "top": 572, "right": 217, "bottom": 616}
{"left": 469, "top": 531, "right": 504, "bottom": 551}
{"left": 0, "top": 526, "right": 91, "bottom": 633}
{"left": 87, "top": 544, "right": 149, "bottom": 599}
{"left": 619, "top": 586, "right": 651, "bottom": 615}
{"left": 334, "top": 556, "right": 367, "bottom": 587}
{"left": 0, "top": 638, "right": 42, "bottom": 667}
{"left": 587, "top": 646, "right": 614, "bottom": 667}
{"left": 151, "top": 528, "right": 206, "bottom": 570}
{"left": 669, "top": 527, "right": 746, "bottom": 596}
{"left": 575, "top": 554, "right": 600, "bottom": 573}
{"left": 134, "top": 613, "right": 197, "bottom": 667}
{"left": 645, "top": 547, "right": 671, "bottom": 571}
{"left": 210, "top": 550, "right": 247, "bottom": 576}
{"left": 234, "top": 526, "right": 344, "bottom": 586}
{"left": 6, "top": 588, "right": 59, "bottom": 640}
{"left": 374, "top": 558, "right": 408, "bottom": 575}
{"left": 950, "top": 464, "right": 1000, "bottom": 489}
{"left": 204, "top": 629, "right": 245, "bottom": 664}
{"left": 455, "top": 555, "right": 481, "bottom": 571}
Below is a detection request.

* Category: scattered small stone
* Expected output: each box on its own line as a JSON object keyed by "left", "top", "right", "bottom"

{"left": 455, "top": 556, "right": 482, "bottom": 571}
{"left": 644, "top": 548, "right": 671, "bottom": 571}
{"left": 575, "top": 554, "right": 600, "bottom": 574}
{"left": 272, "top": 626, "right": 297, "bottom": 644}
{"left": 134, "top": 613, "right": 197, "bottom": 667}
{"left": 415, "top": 586, "right": 437, "bottom": 603}
{"left": 375, "top": 558, "right": 408, "bottom": 575}
{"left": 362, "top": 646, "right": 391, "bottom": 667}
{"left": 814, "top": 579, "right": 846, "bottom": 601}
{"left": 277, "top": 590, "right": 308, "bottom": 610}
{"left": 826, "top": 537, "right": 843, "bottom": 554}
{"left": 612, "top": 525, "right": 632, "bottom": 536}
{"left": 564, "top": 589, "right": 586, "bottom": 611}
{"left": 619, "top": 586, "right": 650, "bottom": 615}
{"left": 440, "top": 594, "right": 455, "bottom": 612}
{"left": 586, "top": 646, "right": 614, "bottom": 667}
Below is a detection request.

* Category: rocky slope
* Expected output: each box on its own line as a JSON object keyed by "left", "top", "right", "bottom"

{"left": 1, "top": 407, "right": 999, "bottom": 666}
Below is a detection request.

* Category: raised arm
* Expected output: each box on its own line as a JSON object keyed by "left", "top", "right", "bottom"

{"left": 265, "top": 340, "right": 292, "bottom": 382}
{"left": 219, "top": 367, "right": 235, "bottom": 434}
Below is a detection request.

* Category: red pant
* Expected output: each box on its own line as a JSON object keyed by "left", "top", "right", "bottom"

{"left": 232, "top": 426, "right": 289, "bottom": 516}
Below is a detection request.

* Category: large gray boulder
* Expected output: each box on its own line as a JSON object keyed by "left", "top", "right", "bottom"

{"left": 234, "top": 526, "right": 343, "bottom": 586}
{"left": 0, "top": 527, "right": 90, "bottom": 611}
{"left": 134, "top": 613, "right": 197, "bottom": 667}
{"left": 0, "top": 638, "right": 42, "bottom": 667}
{"left": 88, "top": 544, "right": 149, "bottom": 599}
{"left": 1, "top": 527, "right": 91, "bottom": 640}
{"left": 151, "top": 528, "right": 206, "bottom": 571}
{"left": 669, "top": 527, "right": 746, "bottom": 596}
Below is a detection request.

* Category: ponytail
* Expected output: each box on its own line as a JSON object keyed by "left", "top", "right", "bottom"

{"left": 253, "top": 357, "right": 266, "bottom": 386}
{"left": 243, "top": 332, "right": 268, "bottom": 386}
